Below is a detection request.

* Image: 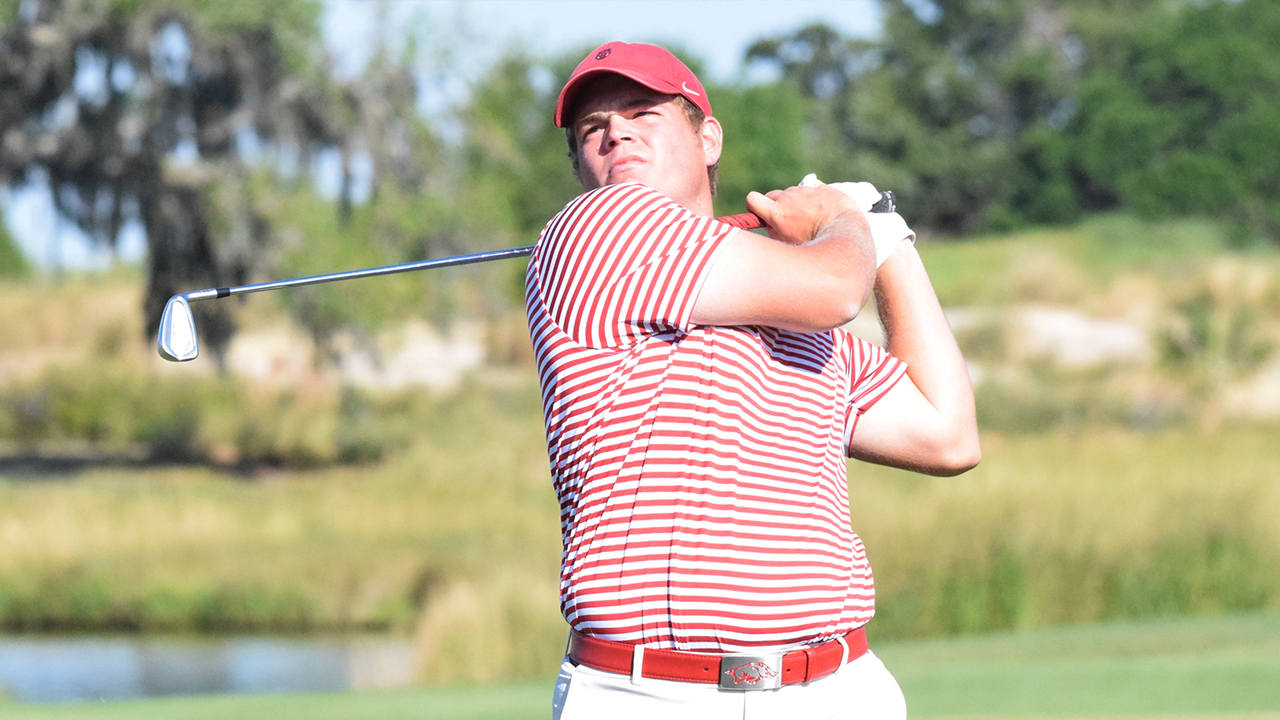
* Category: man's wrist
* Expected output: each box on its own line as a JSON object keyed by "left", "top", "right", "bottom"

{"left": 875, "top": 239, "right": 919, "bottom": 281}
{"left": 821, "top": 207, "right": 873, "bottom": 254}
{"left": 797, "top": 191, "right": 866, "bottom": 246}
{"left": 866, "top": 212, "right": 916, "bottom": 268}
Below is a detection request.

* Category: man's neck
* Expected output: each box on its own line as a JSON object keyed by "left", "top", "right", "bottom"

{"left": 597, "top": 180, "right": 714, "bottom": 217}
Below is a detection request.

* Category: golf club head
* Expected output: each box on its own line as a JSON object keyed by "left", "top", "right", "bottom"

{"left": 157, "top": 295, "right": 199, "bottom": 362}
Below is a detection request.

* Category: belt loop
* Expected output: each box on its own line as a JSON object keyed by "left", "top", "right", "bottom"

{"left": 630, "top": 644, "right": 645, "bottom": 686}
{"left": 802, "top": 646, "right": 818, "bottom": 683}
{"left": 834, "top": 635, "right": 851, "bottom": 675}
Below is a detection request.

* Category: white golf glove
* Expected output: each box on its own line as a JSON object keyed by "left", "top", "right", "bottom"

{"left": 799, "top": 173, "right": 915, "bottom": 268}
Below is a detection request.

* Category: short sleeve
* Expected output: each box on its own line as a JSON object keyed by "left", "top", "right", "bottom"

{"left": 841, "top": 334, "right": 908, "bottom": 453}
{"left": 529, "top": 184, "right": 733, "bottom": 349}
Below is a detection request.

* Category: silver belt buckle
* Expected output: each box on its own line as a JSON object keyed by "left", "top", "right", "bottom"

{"left": 719, "top": 652, "right": 784, "bottom": 691}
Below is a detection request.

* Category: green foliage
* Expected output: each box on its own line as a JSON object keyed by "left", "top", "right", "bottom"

{"left": 95, "top": 0, "right": 324, "bottom": 75}
{"left": 712, "top": 82, "right": 809, "bottom": 213}
{"left": 875, "top": 529, "right": 1275, "bottom": 639}
{"left": 0, "top": 209, "right": 27, "bottom": 278}
{"left": 0, "top": 573, "right": 317, "bottom": 633}
{"left": 0, "top": 0, "right": 19, "bottom": 26}
{"left": 462, "top": 53, "right": 582, "bottom": 240}
{"left": 732, "top": 1, "right": 1280, "bottom": 241}
{"left": 246, "top": 47, "right": 584, "bottom": 351}
{"left": 0, "top": 365, "right": 413, "bottom": 467}
{"left": 1005, "top": 121, "right": 1078, "bottom": 226}
{"left": 1103, "top": 533, "right": 1274, "bottom": 618}
{"left": 747, "top": 4, "right": 1075, "bottom": 233}
{"left": 1074, "top": 74, "right": 1175, "bottom": 198}
{"left": 1071, "top": 0, "right": 1280, "bottom": 238}
{"left": 262, "top": 179, "right": 527, "bottom": 352}
{"left": 1, "top": 0, "right": 345, "bottom": 358}
{"left": 263, "top": 182, "right": 436, "bottom": 346}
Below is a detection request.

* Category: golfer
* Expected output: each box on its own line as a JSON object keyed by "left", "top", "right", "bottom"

{"left": 527, "top": 41, "right": 979, "bottom": 719}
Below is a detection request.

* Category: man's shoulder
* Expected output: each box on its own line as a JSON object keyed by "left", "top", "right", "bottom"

{"left": 584, "top": 182, "right": 672, "bottom": 204}
{"left": 536, "top": 183, "right": 707, "bottom": 266}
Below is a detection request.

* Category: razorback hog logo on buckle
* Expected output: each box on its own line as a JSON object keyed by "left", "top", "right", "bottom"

{"left": 724, "top": 661, "right": 779, "bottom": 685}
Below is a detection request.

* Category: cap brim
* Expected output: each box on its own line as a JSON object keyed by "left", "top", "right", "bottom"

{"left": 555, "top": 67, "right": 684, "bottom": 127}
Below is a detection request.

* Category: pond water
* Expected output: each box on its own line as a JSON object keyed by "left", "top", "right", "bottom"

{"left": 0, "top": 635, "right": 415, "bottom": 703}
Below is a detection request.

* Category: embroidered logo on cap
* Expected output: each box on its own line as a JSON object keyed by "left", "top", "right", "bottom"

{"left": 681, "top": 81, "right": 701, "bottom": 97}
{"left": 595, "top": 48, "right": 612, "bottom": 61}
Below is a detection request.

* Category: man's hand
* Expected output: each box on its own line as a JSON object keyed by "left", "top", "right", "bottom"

{"left": 744, "top": 185, "right": 863, "bottom": 246}
{"left": 799, "top": 174, "right": 916, "bottom": 268}
{"left": 799, "top": 173, "right": 883, "bottom": 211}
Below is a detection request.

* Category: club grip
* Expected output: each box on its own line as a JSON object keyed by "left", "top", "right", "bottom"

{"left": 716, "top": 212, "right": 766, "bottom": 230}
{"left": 717, "top": 190, "right": 897, "bottom": 230}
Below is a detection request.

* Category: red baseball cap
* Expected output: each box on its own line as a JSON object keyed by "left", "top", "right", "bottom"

{"left": 554, "top": 41, "right": 712, "bottom": 128}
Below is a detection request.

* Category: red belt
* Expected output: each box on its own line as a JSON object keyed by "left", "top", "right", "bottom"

{"left": 568, "top": 627, "right": 868, "bottom": 691}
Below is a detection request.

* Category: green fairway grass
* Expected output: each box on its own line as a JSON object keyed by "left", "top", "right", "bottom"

{"left": 879, "top": 611, "right": 1280, "bottom": 716}
{"left": 3, "top": 612, "right": 1277, "bottom": 719}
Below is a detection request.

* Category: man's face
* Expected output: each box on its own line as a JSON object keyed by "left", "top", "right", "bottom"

{"left": 570, "top": 75, "right": 721, "bottom": 213}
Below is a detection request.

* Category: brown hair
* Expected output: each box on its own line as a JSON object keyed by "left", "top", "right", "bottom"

{"left": 564, "top": 94, "right": 719, "bottom": 198}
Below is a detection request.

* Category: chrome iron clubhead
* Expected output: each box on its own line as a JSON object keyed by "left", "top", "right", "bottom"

{"left": 157, "top": 295, "right": 199, "bottom": 362}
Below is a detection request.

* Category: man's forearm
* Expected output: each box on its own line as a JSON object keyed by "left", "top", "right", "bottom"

{"left": 874, "top": 242, "right": 980, "bottom": 467}
{"left": 694, "top": 188, "right": 875, "bottom": 333}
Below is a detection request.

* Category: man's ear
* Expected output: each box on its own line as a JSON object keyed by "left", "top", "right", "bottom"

{"left": 701, "top": 116, "right": 723, "bottom": 167}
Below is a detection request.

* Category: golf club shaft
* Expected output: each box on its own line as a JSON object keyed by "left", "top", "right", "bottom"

{"left": 178, "top": 245, "right": 535, "bottom": 302}
{"left": 173, "top": 191, "right": 897, "bottom": 302}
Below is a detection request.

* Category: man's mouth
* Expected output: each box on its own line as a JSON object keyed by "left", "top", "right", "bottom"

{"left": 609, "top": 155, "right": 645, "bottom": 176}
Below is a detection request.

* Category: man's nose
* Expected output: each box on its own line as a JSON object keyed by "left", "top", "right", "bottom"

{"left": 602, "top": 115, "right": 635, "bottom": 145}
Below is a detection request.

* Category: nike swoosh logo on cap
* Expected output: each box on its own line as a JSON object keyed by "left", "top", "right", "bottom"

{"left": 681, "top": 82, "right": 700, "bottom": 97}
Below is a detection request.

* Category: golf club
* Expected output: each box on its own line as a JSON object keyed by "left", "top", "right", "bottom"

{"left": 157, "top": 192, "right": 896, "bottom": 361}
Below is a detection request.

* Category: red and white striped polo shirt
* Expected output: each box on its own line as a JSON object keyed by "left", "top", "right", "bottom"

{"left": 526, "top": 183, "right": 905, "bottom": 652}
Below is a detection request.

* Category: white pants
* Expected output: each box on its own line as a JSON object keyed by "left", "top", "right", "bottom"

{"left": 552, "top": 649, "right": 907, "bottom": 720}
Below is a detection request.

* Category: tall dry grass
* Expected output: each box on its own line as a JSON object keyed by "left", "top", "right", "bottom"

{"left": 3, "top": 384, "right": 1277, "bottom": 682}
{"left": 853, "top": 426, "right": 1280, "bottom": 640}
{"left": 0, "top": 378, "right": 566, "bottom": 664}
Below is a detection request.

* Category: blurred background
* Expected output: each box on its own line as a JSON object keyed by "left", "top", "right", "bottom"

{"left": 1, "top": 0, "right": 1278, "bottom": 717}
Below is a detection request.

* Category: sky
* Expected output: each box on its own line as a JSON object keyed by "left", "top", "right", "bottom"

{"left": 3, "top": 1, "right": 881, "bottom": 271}
{"left": 323, "top": 1, "right": 880, "bottom": 83}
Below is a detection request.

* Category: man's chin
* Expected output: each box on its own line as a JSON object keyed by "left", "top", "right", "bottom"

{"left": 605, "top": 168, "right": 652, "bottom": 187}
